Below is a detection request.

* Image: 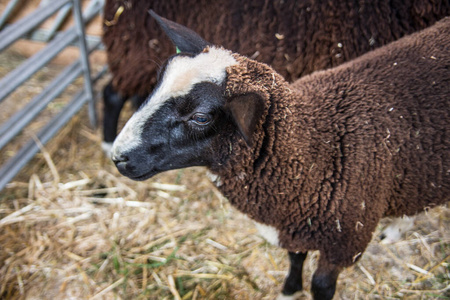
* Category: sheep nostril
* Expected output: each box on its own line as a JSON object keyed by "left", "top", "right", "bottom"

{"left": 112, "top": 153, "right": 129, "bottom": 164}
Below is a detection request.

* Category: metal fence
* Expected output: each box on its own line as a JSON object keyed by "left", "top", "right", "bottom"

{"left": 0, "top": 0, "right": 105, "bottom": 191}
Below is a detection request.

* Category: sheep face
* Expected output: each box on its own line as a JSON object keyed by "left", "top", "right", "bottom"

{"left": 111, "top": 48, "right": 239, "bottom": 180}
{"left": 111, "top": 11, "right": 267, "bottom": 181}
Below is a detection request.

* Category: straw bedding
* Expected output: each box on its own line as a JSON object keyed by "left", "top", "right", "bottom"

{"left": 0, "top": 50, "right": 449, "bottom": 299}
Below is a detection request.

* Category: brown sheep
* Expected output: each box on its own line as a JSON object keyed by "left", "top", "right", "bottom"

{"left": 101, "top": 0, "right": 450, "bottom": 151}
{"left": 110, "top": 13, "right": 450, "bottom": 299}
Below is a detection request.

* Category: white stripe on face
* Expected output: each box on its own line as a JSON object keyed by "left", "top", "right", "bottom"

{"left": 111, "top": 47, "right": 237, "bottom": 157}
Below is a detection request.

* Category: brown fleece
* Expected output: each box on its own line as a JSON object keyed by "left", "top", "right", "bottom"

{"left": 103, "top": 0, "right": 450, "bottom": 97}
{"left": 211, "top": 18, "right": 450, "bottom": 267}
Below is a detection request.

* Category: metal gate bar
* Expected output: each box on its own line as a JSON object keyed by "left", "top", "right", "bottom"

{"left": 0, "top": 40, "right": 102, "bottom": 151}
{"left": 0, "top": 0, "right": 72, "bottom": 50}
{"left": 73, "top": 0, "right": 96, "bottom": 126}
{"left": 0, "top": 0, "right": 23, "bottom": 29}
{"left": 0, "top": 67, "right": 107, "bottom": 191}
{"left": 0, "top": 0, "right": 105, "bottom": 192}
{"left": 45, "top": 3, "right": 73, "bottom": 41}
{"left": 0, "top": 0, "right": 101, "bottom": 103}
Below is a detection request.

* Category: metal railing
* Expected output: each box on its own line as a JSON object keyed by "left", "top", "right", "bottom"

{"left": 0, "top": 0, "right": 105, "bottom": 191}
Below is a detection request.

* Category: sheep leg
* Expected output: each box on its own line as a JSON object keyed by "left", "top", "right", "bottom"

{"left": 102, "top": 81, "right": 128, "bottom": 152}
{"left": 311, "top": 256, "right": 342, "bottom": 300}
{"left": 281, "top": 251, "right": 308, "bottom": 296}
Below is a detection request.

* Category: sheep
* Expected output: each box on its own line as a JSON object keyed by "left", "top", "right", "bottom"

{"left": 110, "top": 12, "right": 450, "bottom": 299}
{"left": 101, "top": 0, "right": 450, "bottom": 152}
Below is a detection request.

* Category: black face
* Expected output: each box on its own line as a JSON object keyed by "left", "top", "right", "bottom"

{"left": 112, "top": 82, "right": 231, "bottom": 181}
{"left": 112, "top": 12, "right": 261, "bottom": 181}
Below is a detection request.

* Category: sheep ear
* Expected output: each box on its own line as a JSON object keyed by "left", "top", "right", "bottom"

{"left": 226, "top": 93, "right": 265, "bottom": 147}
{"left": 149, "top": 10, "right": 210, "bottom": 55}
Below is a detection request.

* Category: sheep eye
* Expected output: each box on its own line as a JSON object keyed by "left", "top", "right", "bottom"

{"left": 191, "top": 113, "right": 211, "bottom": 125}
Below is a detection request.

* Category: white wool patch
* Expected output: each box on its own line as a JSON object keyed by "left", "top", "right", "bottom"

{"left": 381, "top": 216, "right": 416, "bottom": 244}
{"left": 254, "top": 221, "right": 280, "bottom": 246}
{"left": 276, "top": 291, "right": 307, "bottom": 300}
{"left": 237, "top": 172, "right": 246, "bottom": 180}
{"left": 276, "top": 293, "right": 295, "bottom": 300}
{"left": 112, "top": 47, "right": 237, "bottom": 155}
{"left": 206, "top": 171, "right": 222, "bottom": 187}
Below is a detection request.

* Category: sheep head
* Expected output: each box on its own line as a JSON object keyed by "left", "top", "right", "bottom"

{"left": 110, "top": 11, "right": 266, "bottom": 180}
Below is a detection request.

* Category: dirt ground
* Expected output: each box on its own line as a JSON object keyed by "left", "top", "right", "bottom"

{"left": 0, "top": 48, "right": 449, "bottom": 300}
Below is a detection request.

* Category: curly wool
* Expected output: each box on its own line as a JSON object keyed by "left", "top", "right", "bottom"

{"left": 102, "top": 0, "right": 450, "bottom": 97}
{"left": 211, "top": 18, "right": 450, "bottom": 267}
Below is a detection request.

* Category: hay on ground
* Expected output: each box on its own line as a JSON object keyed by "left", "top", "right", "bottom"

{"left": 0, "top": 49, "right": 449, "bottom": 300}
